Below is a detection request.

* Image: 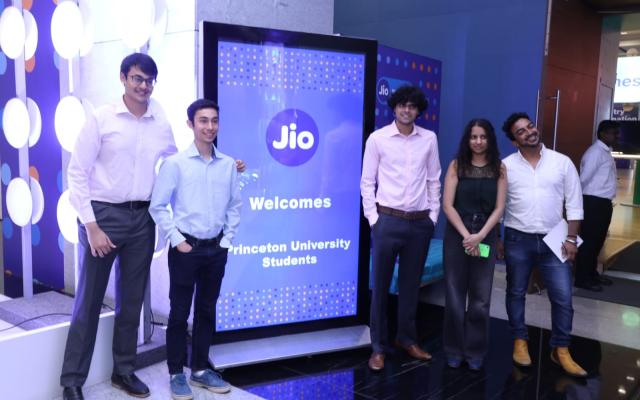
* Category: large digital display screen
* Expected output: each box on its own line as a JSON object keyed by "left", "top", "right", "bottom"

{"left": 615, "top": 56, "right": 640, "bottom": 104}
{"left": 201, "top": 22, "right": 376, "bottom": 335}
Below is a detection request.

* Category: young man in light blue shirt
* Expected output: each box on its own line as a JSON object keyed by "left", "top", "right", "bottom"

{"left": 150, "top": 99, "right": 241, "bottom": 399}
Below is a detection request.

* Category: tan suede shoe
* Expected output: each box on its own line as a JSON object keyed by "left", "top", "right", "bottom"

{"left": 513, "top": 338, "right": 532, "bottom": 367}
{"left": 551, "top": 347, "right": 587, "bottom": 377}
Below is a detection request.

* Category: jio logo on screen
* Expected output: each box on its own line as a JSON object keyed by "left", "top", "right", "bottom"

{"left": 266, "top": 109, "right": 319, "bottom": 166}
{"left": 376, "top": 78, "right": 390, "bottom": 105}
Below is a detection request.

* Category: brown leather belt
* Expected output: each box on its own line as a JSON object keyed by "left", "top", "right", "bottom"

{"left": 377, "top": 204, "right": 430, "bottom": 220}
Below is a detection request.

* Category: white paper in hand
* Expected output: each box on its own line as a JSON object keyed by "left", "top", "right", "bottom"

{"left": 542, "top": 219, "right": 583, "bottom": 262}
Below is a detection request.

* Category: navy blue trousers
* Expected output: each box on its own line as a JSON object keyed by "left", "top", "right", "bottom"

{"left": 166, "top": 243, "right": 227, "bottom": 374}
{"left": 369, "top": 213, "right": 434, "bottom": 353}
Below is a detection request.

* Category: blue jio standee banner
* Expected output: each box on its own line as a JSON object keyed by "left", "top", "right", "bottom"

{"left": 215, "top": 41, "right": 365, "bottom": 332}
{"left": 375, "top": 44, "right": 442, "bottom": 133}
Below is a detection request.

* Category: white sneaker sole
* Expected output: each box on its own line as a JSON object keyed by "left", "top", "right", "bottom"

{"left": 171, "top": 392, "right": 194, "bottom": 400}
{"left": 189, "top": 379, "right": 231, "bottom": 394}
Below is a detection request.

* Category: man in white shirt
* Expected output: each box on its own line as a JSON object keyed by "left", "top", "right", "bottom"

{"left": 501, "top": 112, "right": 587, "bottom": 378}
{"left": 574, "top": 120, "right": 619, "bottom": 292}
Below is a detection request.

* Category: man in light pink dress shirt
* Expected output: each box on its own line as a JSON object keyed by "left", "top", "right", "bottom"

{"left": 360, "top": 85, "right": 441, "bottom": 371}
{"left": 60, "top": 53, "right": 176, "bottom": 400}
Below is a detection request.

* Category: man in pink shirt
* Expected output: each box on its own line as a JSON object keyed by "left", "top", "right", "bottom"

{"left": 361, "top": 85, "right": 441, "bottom": 371}
{"left": 61, "top": 53, "right": 175, "bottom": 400}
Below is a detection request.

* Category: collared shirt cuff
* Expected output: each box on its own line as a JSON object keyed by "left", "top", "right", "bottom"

{"left": 78, "top": 207, "right": 96, "bottom": 225}
{"left": 220, "top": 236, "right": 232, "bottom": 249}
{"left": 566, "top": 211, "right": 584, "bottom": 221}
{"left": 170, "top": 231, "right": 186, "bottom": 248}
{"left": 367, "top": 214, "right": 379, "bottom": 227}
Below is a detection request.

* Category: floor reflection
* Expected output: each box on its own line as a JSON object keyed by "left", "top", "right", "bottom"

{"left": 223, "top": 304, "right": 640, "bottom": 400}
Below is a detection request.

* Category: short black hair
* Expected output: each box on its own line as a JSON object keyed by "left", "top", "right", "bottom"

{"left": 387, "top": 85, "right": 428, "bottom": 113}
{"left": 120, "top": 53, "right": 158, "bottom": 78}
{"left": 187, "top": 98, "right": 219, "bottom": 123}
{"left": 596, "top": 120, "right": 620, "bottom": 139}
{"left": 502, "top": 112, "right": 531, "bottom": 141}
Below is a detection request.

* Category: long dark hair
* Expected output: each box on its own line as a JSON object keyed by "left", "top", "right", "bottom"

{"left": 456, "top": 118, "right": 501, "bottom": 178}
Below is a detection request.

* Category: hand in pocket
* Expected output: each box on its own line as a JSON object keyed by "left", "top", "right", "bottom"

{"left": 176, "top": 241, "right": 193, "bottom": 253}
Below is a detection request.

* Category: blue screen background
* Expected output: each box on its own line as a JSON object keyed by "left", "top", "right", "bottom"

{"left": 215, "top": 41, "right": 366, "bottom": 331}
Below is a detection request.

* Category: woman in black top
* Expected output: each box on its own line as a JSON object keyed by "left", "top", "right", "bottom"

{"left": 442, "top": 118, "right": 507, "bottom": 370}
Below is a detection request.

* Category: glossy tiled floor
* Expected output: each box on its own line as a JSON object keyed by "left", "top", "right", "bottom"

{"left": 610, "top": 168, "right": 639, "bottom": 236}
{"left": 223, "top": 303, "right": 640, "bottom": 400}
{"left": 51, "top": 360, "right": 263, "bottom": 400}
{"left": 216, "top": 167, "right": 640, "bottom": 399}
{"left": 70, "top": 263, "right": 640, "bottom": 400}
{"left": 603, "top": 168, "right": 639, "bottom": 263}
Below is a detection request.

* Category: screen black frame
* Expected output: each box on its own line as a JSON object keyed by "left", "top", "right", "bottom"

{"left": 610, "top": 120, "right": 640, "bottom": 155}
{"left": 200, "top": 21, "right": 377, "bottom": 344}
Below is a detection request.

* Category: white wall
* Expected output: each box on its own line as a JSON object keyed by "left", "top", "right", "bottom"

{"left": 66, "top": 0, "right": 334, "bottom": 322}
{"left": 197, "top": 0, "right": 334, "bottom": 34}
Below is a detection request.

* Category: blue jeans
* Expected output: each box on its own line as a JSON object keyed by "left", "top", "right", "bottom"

{"left": 504, "top": 227, "right": 573, "bottom": 348}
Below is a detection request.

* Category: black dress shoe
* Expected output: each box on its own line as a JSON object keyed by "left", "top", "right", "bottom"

{"left": 596, "top": 275, "right": 613, "bottom": 286}
{"left": 111, "top": 373, "right": 150, "bottom": 398}
{"left": 62, "top": 386, "right": 84, "bottom": 400}
{"left": 575, "top": 280, "right": 603, "bottom": 292}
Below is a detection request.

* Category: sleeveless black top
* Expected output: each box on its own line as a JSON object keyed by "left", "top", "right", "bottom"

{"left": 453, "top": 164, "right": 498, "bottom": 222}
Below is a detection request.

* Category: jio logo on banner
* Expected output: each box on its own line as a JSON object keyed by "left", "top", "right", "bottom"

{"left": 376, "top": 78, "right": 390, "bottom": 105}
{"left": 266, "top": 109, "right": 319, "bottom": 166}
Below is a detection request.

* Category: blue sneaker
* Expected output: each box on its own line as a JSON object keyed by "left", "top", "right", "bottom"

{"left": 170, "top": 373, "right": 193, "bottom": 400}
{"left": 190, "top": 369, "right": 231, "bottom": 394}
